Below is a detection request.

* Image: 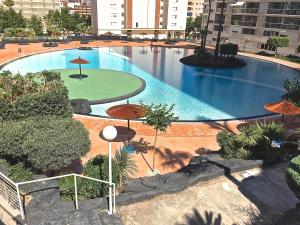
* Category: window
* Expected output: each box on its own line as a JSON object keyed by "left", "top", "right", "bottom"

{"left": 136, "top": 22, "right": 138, "bottom": 28}
{"left": 172, "top": 7, "right": 178, "bottom": 11}
{"left": 171, "top": 23, "right": 177, "bottom": 26}
{"left": 242, "top": 28, "right": 255, "bottom": 35}
{"left": 172, "top": 15, "right": 177, "bottom": 19}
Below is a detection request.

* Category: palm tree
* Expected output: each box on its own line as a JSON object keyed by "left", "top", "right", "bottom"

{"left": 203, "top": 0, "right": 212, "bottom": 51}
{"left": 214, "top": 0, "right": 226, "bottom": 60}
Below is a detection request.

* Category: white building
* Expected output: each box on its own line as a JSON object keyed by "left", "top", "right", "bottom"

{"left": 203, "top": 0, "right": 300, "bottom": 55}
{"left": 0, "top": 0, "right": 61, "bottom": 18}
{"left": 187, "top": 0, "right": 204, "bottom": 18}
{"left": 91, "top": 0, "right": 188, "bottom": 39}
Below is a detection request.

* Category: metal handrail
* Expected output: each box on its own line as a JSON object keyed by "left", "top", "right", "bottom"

{"left": 0, "top": 172, "right": 116, "bottom": 220}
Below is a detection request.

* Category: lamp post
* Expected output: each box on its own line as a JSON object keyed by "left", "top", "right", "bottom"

{"left": 102, "top": 125, "right": 117, "bottom": 214}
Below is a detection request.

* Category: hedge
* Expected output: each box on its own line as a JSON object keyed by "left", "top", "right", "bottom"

{"left": 220, "top": 43, "right": 238, "bottom": 57}
{"left": 0, "top": 116, "right": 90, "bottom": 172}
{"left": 287, "top": 155, "right": 300, "bottom": 199}
{"left": 0, "top": 71, "right": 73, "bottom": 120}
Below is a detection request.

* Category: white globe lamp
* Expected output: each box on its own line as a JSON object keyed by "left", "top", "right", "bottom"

{"left": 102, "top": 126, "right": 117, "bottom": 141}
{"left": 102, "top": 125, "right": 117, "bottom": 215}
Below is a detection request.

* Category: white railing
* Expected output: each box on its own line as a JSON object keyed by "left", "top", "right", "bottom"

{"left": 0, "top": 171, "right": 116, "bottom": 220}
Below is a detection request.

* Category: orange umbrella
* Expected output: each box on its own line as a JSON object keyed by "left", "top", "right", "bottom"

{"left": 106, "top": 104, "right": 146, "bottom": 130}
{"left": 70, "top": 57, "right": 89, "bottom": 79}
{"left": 264, "top": 99, "right": 300, "bottom": 121}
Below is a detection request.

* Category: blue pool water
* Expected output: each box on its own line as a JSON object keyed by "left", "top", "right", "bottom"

{"left": 1, "top": 47, "right": 299, "bottom": 121}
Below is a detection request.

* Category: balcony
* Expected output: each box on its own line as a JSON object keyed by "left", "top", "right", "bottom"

{"left": 266, "top": 9, "right": 300, "bottom": 16}
{"left": 232, "top": 8, "right": 259, "bottom": 14}
{"left": 231, "top": 20, "right": 257, "bottom": 27}
{"left": 265, "top": 22, "right": 300, "bottom": 31}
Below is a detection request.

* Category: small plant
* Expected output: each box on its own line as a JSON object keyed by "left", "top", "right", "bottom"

{"left": 217, "top": 122, "right": 284, "bottom": 164}
{"left": 284, "top": 78, "right": 300, "bottom": 106}
{"left": 114, "top": 146, "right": 137, "bottom": 187}
{"left": 140, "top": 103, "right": 178, "bottom": 172}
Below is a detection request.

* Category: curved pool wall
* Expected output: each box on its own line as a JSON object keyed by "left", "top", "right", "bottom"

{"left": 1, "top": 47, "right": 298, "bottom": 121}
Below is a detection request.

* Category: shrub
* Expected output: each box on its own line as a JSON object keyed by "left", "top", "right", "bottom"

{"left": 266, "top": 36, "right": 290, "bottom": 50}
{"left": 284, "top": 78, "right": 300, "bottom": 106}
{"left": 217, "top": 122, "right": 284, "bottom": 163}
{"left": 79, "top": 155, "right": 119, "bottom": 198}
{"left": 256, "top": 51, "right": 275, "bottom": 57}
{"left": 0, "top": 159, "right": 33, "bottom": 183}
{"left": 0, "top": 116, "right": 90, "bottom": 172}
{"left": 4, "top": 28, "right": 35, "bottom": 38}
{"left": 194, "top": 47, "right": 210, "bottom": 60}
{"left": 287, "top": 155, "right": 300, "bottom": 199}
{"left": 220, "top": 43, "right": 238, "bottom": 57}
{"left": 0, "top": 70, "right": 72, "bottom": 120}
{"left": 59, "top": 148, "right": 137, "bottom": 199}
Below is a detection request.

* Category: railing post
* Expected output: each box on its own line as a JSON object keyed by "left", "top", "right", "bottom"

{"left": 113, "top": 184, "right": 116, "bottom": 213}
{"left": 74, "top": 175, "right": 78, "bottom": 210}
{"left": 16, "top": 184, "right": 25, "bottom": 220}
{"left": 108, "top": 141, "right": 113, "bottom": 215}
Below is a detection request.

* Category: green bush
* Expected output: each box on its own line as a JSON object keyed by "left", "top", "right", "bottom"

{"left": 287, "top": 155, "right": 300, "bottom": 199}
{"left": 194, "top": 47, "right": 210, "bottom": 60}
{"left": 220, "top": 43, "right": 238, "bottom": 57}
{"left": 217, "top": 122, "right": 284, "bottom": 163}
{"left": 284, "top": 78, "right": 300, "bottom": 106}
{"left": 256, "top": 51, "right": 275, "bottom": 57}
{"left": 59, "top": 148, "right": 137, "bottom": 199}
{"left": 266, "top": 36, "right": 290, "bottom": 49}
{"left": 0, "top": 159, "right": 33, "bottom": 183}
{"left": 4, "top": 28, "right": 35, "bottom": 38}
{"left": 0, "top": 71, "right": 72, "bottom": 120}
{"left": 0, "top": 116, "right": 90, "bottom": 172}
{"left": 79, "top": 155, "right": 120, "bottom": 198}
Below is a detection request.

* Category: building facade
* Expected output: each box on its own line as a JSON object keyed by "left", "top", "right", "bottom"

{"left": 91, "top": 0, "right": 188, "bottom": 39}
{"left": 0, "top": 0, "right": 61, "bottom": 18}
{"left": 187, "top": 0, "right": 204, "bottom": 17}
{"left": 203, "top": 0, "right": 300, "bottom": 54}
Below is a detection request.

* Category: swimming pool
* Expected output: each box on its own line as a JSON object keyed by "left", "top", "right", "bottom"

{"left": 1, "top": 47, "right": 298, "bottom": 121}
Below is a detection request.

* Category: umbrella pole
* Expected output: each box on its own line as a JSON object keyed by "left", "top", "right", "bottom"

{"left": 127, "top": 119, "right": 130, "bottom": 131}
{"left": 281, "top": 114, "right": 284, "bottom": 122}
{"left": 79, "top": 64, "right": 82, "bottom": 80}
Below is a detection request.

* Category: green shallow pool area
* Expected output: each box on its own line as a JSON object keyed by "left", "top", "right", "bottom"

{"left": 54, "top": 69, "right": 145, "bottom": 104}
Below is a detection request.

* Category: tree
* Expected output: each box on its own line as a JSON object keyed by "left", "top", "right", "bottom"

{"left": 44, "top": 8, "right": 88, "bottom": 37}
{"left": 266, "top": 36, "right": 290, "bottom": 55}
{"left": 185, "top": 17, "right": 194, "bottom": 36}
{"left": 214, "top": 0, "right": 226, "bottom": 59}
{"left": 44, "top": 9, "right": 62, "bottom": 37}
{"left": 193, "top": 15, "right": 202, "bottom": 32}
{"left": 0, "top": 7, "right": 26, "bottom": 29}
{"left": 203, "top": 0, "right": 211, "bottom": 51}
{"left": 3, "top": 0, "right": 14, "bottom": 8}
{"left": 140, "top": 103, "right": 178, "bottom": 172}
{"left": 27, "top": 15, "right": 44, "bottom": 36}
{"left": 185, "top": 15, "right": 202, "bottom": 38}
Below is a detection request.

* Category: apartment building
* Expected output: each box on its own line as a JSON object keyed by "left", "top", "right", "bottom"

{"left": 203, "top": 0, "right": 300, "bottom": 54}
{"left": 0, "top": 0, "right": 61, "bottom": 18}
{"left": 187, "top": 0, "right": 204, "bottom": 17}
{"left": 91, "top": 0, "right": 188, "bottom": 39}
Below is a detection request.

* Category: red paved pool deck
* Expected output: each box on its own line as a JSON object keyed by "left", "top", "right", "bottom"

{"left": 1, "top": 41, "right": 300, "bottom": 177}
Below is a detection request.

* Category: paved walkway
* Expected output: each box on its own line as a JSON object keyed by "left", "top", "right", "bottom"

{"left": 1, "top": 41, "right": 300, "bottom": 177}
{"left": 119, "top": 162, "right": 299, "bottom": 225}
